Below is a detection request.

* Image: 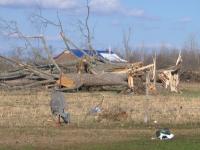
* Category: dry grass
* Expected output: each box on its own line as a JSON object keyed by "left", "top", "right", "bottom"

{"left": 0, "top": 127, "right": 153, "bottom": 148}
{"left": 0, "top": 83, "right": 199, "bottom": 149}
{"left": 0, "top": 83, "right": 200, "bottom": 128}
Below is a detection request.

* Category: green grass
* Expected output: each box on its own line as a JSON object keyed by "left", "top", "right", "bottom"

{"left": 1, "top": 134, "right": 199, "bottom": 150}
{"left": 67, "top": 137, "right": 200, "bottom": 150}
{"left": 181, "top": 89, "right": 200, "bottom": 99}
{"left": 0, "top": 145, "right": 35, "bottom": 150}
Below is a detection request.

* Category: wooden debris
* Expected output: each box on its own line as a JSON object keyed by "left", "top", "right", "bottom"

{"left": 56, "top": 73, "right": 75, "bottom": 88}
{"left": 127, "top": 63, "right": 154, "bottom": 92}
{"left": 157, "top": 53, "right": 182, "bottom": 93}
{"left": 0, "top": 70, "right": 28, "bottom": 80}
{"left": 0, "top": 50, "right": 183, "bottom": 94}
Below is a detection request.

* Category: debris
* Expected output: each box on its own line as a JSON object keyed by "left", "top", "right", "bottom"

{"left": 56, "top": 73, "right": 75, "bottom": 88}
{"left": 90, "top": 106, "right": 102, "bottom": 114}
{"left": 157, "top": 53, "right": 182, "bottom": 93}
{"left": 0, "top": 51, "right": 183, "bottom": 94}
{"left": 156, "top": 128, "right": 174, "bottom": 140}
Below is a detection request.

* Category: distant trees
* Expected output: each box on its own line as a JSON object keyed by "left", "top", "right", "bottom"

{"left": 182, "top": 34, "right": 200, "bottom": 70}
{"left": 123, "top": 27, "right": 132, "bottom": 62}
{"left": 119, "top": 35, "right": 200, "bottom": 71}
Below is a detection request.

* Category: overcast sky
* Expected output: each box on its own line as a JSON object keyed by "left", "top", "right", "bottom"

{"left": 0, "top": 0, "right": 199, "bottom": 54}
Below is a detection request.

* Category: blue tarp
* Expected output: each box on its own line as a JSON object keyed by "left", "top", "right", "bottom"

{"left": 57, "top": 49, "right": 127, "bottom": 62}
{"left": 70, "top": 49, "right": 113, "bottom": 58}
{"left": 70, "top": 49, "right": 85, "bottom": 58}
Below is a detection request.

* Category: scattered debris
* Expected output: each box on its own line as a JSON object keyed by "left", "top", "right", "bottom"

{"left": 90, "top": 106, "right": 102, "bottom": 114}
{"left": 86, "top": 95, "right": 104, "bottom": 117}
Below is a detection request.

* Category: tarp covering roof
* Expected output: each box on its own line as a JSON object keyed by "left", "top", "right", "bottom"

{"left": 71, "top": 49, "right": 127, "bottom": 62}
{"left": 54, "top": 49, "right": 127, "bottom": 63}
{"left": 100, "top": 53, "right": 127, "bottom": 62}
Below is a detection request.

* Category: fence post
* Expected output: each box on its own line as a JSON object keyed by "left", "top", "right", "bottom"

{"left": 144, "top": 71, "right": 150, "bottom": 123}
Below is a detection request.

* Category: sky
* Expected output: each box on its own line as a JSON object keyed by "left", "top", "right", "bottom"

{"left": 0, "top": 0, "right": 199, "bottom": 54}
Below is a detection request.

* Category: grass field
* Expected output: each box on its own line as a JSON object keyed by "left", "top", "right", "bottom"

{"left": 0, "top": 128, "right": 200, "bottom": 150}
{"left": 0, "top": 82, "right": 199, "bottom": 149}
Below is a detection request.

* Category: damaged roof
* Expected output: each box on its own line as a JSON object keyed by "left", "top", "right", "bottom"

{"left": 54, "top": 49, "right": 127, "bottom": 63}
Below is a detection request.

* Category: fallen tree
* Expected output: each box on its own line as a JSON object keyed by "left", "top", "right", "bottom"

{"left": 0, "top": 51, "right": 183, "bottom": 94}
{"left": 58, "top": 73, "right": 127, "bottom": 89}
{"left": 157, "top": 53, "right": 182, "bottom": 93}
{"left": 0, "top": 70, "right": 28, "bottom": 80}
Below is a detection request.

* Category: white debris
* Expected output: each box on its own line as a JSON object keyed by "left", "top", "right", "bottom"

{"left": 156, "top": 128, "right": 174, "bottom": 140}
{"left": 100, "top": 53, "right": 127, "bottom": 62}
{"left": 90, "top": 106, "right": 102, "bottom": 114}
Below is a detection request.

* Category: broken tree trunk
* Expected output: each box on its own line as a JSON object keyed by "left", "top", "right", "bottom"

{"left": 157, "top": 53, "right": 182, "bottom": 93}
{"left": 57, "top": 72, "right": 127, "bottom": 89}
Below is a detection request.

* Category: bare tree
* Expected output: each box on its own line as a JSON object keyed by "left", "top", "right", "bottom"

{"left": 78, "top": 0, "right": 96, "bottom": 54}
{"left": 0, "top": 18, "right": 46, "bottom": 63}
{"left": 30, "top": 9, "right": 92, "bottom": 58}
{"left": 182, "top": 34, "right": 200, "bottom": 70}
